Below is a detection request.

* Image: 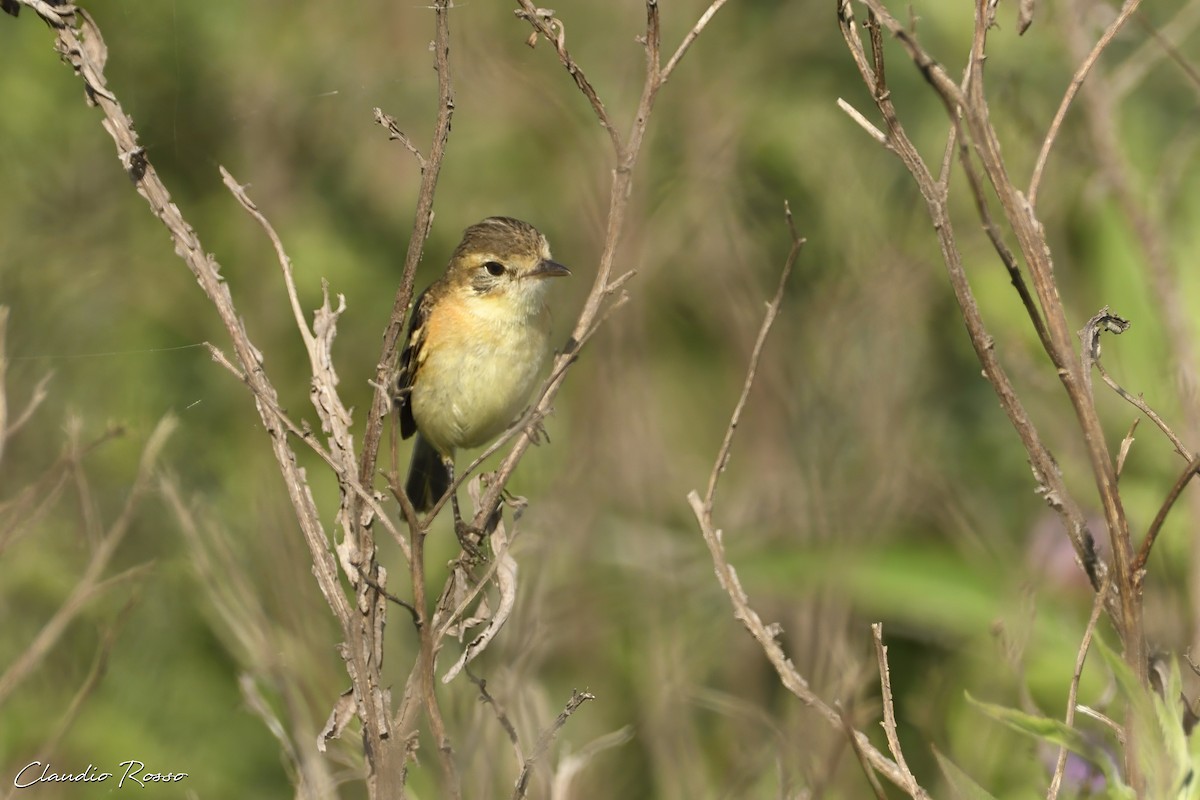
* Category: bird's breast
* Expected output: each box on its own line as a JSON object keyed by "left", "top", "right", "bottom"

{"left": 410, "top": 297, "right": 552, "bottom": 453}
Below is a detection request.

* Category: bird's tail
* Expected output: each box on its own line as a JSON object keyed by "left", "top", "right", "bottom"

{"left": 405, "top": 434, "right": 452, "bottom": 512}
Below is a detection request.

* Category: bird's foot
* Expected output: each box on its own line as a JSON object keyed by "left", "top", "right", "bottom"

{"left": 454, "top": 520, "right": 486, "bottom": 562}
{"left": 525, "top": 416, "right": 550, "bottom": 446}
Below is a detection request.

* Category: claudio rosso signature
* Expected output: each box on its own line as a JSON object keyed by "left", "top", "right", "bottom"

{"left": 13, "top": 761, "right": 188, "bottom": 789}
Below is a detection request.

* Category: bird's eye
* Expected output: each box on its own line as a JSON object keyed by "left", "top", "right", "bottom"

{"left": 483, "top": 261, "right": 506, "bottom": 276}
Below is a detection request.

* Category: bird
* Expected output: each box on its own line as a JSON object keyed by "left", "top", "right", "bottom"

{"left": 395, "top": 216, "right": 569, "bottom": 544}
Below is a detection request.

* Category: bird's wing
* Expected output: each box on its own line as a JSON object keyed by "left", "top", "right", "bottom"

{"left": 396, "top": 287, "right": 433, "bottom": 440}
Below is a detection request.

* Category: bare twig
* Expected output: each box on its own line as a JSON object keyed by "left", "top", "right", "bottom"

{"left": 1112, "top": 0, "right": 1200, "bottom": 99}
{"left": 15, "top": 2, "right": 416, "bottom": 791}
{"left": 512, "top": 3, "right": 620, "bottom": 152}
{"left": 373, "top": 107, "right": 427, "bottom": 170}
{"left": 1060, "top": 0, "right": 1200, "bottom": 652}
{"left": 838, "top": 0, "right": 1102, "bottom": 596}
{"left": 366, "top": 10, "right": 463, "bottom": 785}
{"left": 1047, "top": 573, "right": 1110, "bottom": 800}
{"left": 1134, "top": 455, "right": 1200, "bottom": 578}
{"left": 1076, "top": 705, "right": 1125, "bottom": 740}
{"left": 954, "top": 128, "right": 1053, "bottom": 357}
{"left": 1097, "top": 364, "right": 1192, "bottom": 463}
{"left": 357, "top": 565, "right": 420, "bottom": 625}
{"left": 203, "top": 342, "right": 411, "bottom": 562}
{"left": 838, "top": 704, "right": 889, "bottom": 800}
{"left": 361, "top": 0, "right": 457, "bottom": 503}
{"left": 660, "top": 0, "right": 731, "bottom": 84}
{"left": 1115, "top": 417, "right": 1140, "bottom": 479}
{"left": 853, "top": 0, "right": 1144, "bottom": 686}
{"left": 407, "top": 497, "right": 461, "bottom": 799}
{"left": 1027, "top": 0, "right": 1144, "bottom": 208}
{"left": 512, "top": 689, "right": 595, "bottom": 800}
{"left": 220, "top": 166, "right": 410, "bottom": 595}
{"left": 221, "top": 167, "right": 312, "bottom": 351}
{"left": 548, "top": 725, "right": 634, "bottom": 798}
{"left": 689, "top": 212, "right": 930, "bottom": 798}
{"left": 872, "top": 624, "right": 926, "bottom": 795}
{"left": 688, "top": 494, "right": 930, "bottom": 798}
{"left": 465, "top": 664, "right": 524, "bottom": 765}
{"left": 704, "top": 203, "right": 803, "bottom": 508}
{"left": 472, "top": 0, "right": 732, "bottom": 533}
{"left": 837, "top": 97, "right": 888, "bottom": 145}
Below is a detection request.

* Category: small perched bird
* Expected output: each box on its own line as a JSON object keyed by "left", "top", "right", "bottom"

{"left": 396, "top": 216, "right": 569, "bottom": 536}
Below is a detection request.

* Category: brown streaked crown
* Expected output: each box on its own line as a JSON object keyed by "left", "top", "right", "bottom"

{"left": 450, "top": 217, "right": 549, "bottom": 264}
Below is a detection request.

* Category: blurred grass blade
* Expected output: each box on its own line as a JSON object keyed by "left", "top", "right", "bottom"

{"left": 966, "top": 692, "right": 1134, "bottom": 798}
{"left": 933, "top": 747, "right": 999, "bottom": 800}
{"left": 1094, "top": 638, "right": 1195, "bottom": 798}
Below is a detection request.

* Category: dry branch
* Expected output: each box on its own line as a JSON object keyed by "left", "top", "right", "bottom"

{"left": 11, "top": 1, "right": 411, "bottom": 791}
{"left": 360, "top": 0, "right": 456, "bottom": 507}
{"left": 1047, "top": 575, "right": 1110, "bottom": 800}
{"left": 475, "top": 0, "right": 732, "bottom": 529}
{"left": 840, "top": 0, "right": 1147, "bottom": 684}
{"left": 837, "top": 0, "right": 1101, "bottom": 590}
{"left": 689, "top": 214, "right": 930, "bottom": 799}
{"left": 832, "top": 0, "right": 1200, "bottom": 790}
{"left": 1027, "top": 0, "right": 1144, "bottom": 208}
{"left": 872, "top": 624, "right": 927, "bottom": 798}
{"left": 11, "top": 0, "right": 734, "bottom": 795}
{"left": 512, "top": 690, "right": 596, "bottom": 800}
{"left": 1135, "top": 455, "right": 1200, "bottom": 579}
{"left": 1058, "top": 0, "right": 1200, "bottom": 645}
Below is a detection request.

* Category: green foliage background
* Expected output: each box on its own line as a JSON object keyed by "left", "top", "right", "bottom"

{"left": 1, "top": 0, "right": 1197, "bottom": 797}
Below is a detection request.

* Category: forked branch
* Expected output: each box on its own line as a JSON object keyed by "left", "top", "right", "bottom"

{"left": 839, "top": 0, "right": 1145, "bottom": 681}
{"left": 471, "top": 0, "right": 732, "bottom": 531}
{"left": 689, "top": 212, "right": 930, "bottom": 799}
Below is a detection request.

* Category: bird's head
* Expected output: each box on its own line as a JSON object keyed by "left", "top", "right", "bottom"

{"left": 446, "top": 217, "right": 570, "bottom": 315}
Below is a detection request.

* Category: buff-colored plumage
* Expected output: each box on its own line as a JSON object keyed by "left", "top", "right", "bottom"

{"left": 396, "top": 217, "right": 569, "bottom": 512}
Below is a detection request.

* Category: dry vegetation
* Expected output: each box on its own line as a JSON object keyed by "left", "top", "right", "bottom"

{"left": 2, "top": 0, "right": 1199, "bottom": 797}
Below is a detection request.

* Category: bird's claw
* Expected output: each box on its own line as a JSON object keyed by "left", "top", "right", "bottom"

{"left": 454, "top": 520, "right": 486, "bottom": 562}
{"left": 526, "top": 417, "right": 550, "bottom": 446}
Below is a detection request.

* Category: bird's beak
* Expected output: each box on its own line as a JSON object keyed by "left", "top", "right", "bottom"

{"left": 527, "top": 259, "right": 571, "bottom": 279}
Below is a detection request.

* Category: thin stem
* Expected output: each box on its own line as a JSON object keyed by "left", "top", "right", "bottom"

{"left": 704, "top": 203, "right": 803, "bottom": 509}
{"left": 1028, "top": 0, "right": 1145, "bottom": 208}
{"left": 1135, "top": 455, "right": 1200, "bottom": 577}
{"left": 1047, "top": 575, "right": 1110, "bottom": 800}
